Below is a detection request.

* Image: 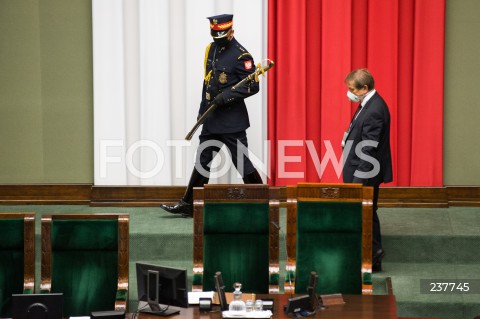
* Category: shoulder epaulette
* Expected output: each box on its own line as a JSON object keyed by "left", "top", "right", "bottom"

{"left": 237, "top": 52, "right": 252, "bottom": 60}
{"left": 235, "top": 42, "right": 245, "bottom": 50}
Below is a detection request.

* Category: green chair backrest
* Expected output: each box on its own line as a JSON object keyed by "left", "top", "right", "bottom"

{"left": 203, "top": 202, "right": 270, "bottom": 293}
{"left": 295, "top": 201, "right": 363, "bottom": 294}
{"left": 0, "top": 218, "right": 25, "bottom": 317}
{"left": 50, "top": 219, "right": 119, "bottom": 316}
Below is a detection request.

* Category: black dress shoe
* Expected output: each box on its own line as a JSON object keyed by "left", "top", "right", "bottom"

{"left": 372, "top": 249, "right": 385, "bottom": 272}
{"left": 161, "top": 200, "right": 193, "bottom": 218}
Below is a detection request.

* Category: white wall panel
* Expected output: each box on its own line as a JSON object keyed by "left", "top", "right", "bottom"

{"left": 93, "top": 0, "right": 268, "bottom": 185}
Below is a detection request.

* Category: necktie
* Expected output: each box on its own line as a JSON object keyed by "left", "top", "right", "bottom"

{"left": 352, "top": 104, "right": 362, "bottom": 121}
{"left": 348, "top": 104, "right": 362, "bottom": 131}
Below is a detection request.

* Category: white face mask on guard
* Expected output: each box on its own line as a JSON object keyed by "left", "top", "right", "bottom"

{"left": 347, "top": 90, "right": 362, "bottom": 103}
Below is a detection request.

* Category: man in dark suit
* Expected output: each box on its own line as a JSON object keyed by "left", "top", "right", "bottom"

{"left": 162, "top": 14, "right": 263, "bottom": 218}
{"left": 342, "top": 69, "right": 393, "bottom": 271}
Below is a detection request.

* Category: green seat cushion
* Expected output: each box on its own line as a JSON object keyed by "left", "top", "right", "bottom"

{"left": 0, "top": 250, "right": 24, "bottom": 317}
{"left": 203, "top": 202, "right": 270, "bottom": 293}
{"left": 51, "top": 220, "right": 119, "bottom": 316}
{"left": 51, "top": 251, "right": 118, "bottom": 316}
{"left": 0, "top": 219, "right": 25, "bottom": 318}
{"left": 203, "top": 203, "right": 269, "bottom": 233}
{"left": 0, "top": 219, "right": 24, "bottom": 249}
{"left": 204, "top": 234, "right": 269, "bottom": 293}
{"left": 295, "top": 201, "right": 363, "bottom": 294}
{"left": 297, "top": 201, "right": 362, "bottom": 233}
{"left": 52, "top": 220, "right": 118, "bottom": 250}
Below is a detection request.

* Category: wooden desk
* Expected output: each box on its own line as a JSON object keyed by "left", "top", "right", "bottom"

{"left": 135, "top": 294, "right": 397, "bottom": 319}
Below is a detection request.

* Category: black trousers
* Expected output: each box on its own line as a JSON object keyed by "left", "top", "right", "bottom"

{"left": 197, "top": 131, "right": 256, "bottom": 177}
{"left": 372, "top": 185, "right": 382, "bottom": 253}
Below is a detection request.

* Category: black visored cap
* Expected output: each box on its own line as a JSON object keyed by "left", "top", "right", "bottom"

{"left": 207, "top": 14, "right": 233, "bottom": 38}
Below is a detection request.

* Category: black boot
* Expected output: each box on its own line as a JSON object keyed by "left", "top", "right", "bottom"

{"left": 372, "top": 249, "right": 385, "bottom": 272}
{"left": 161, "top": 168, "right": 209, "bottom": 218}
{"left": 242, "top": 169, "right": 263, "bottom": 184}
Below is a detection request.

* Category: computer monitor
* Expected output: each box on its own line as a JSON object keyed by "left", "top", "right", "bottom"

{"left": 136, "top": 263, "right": 188, "bottom": 310}
{"left": 214, "top": 272, "right": 228, "bottom": 311}
{"left": 284, "top": 272, "right": 319, "bottom": 315}
{"left": 12, "top": 293, "right": 63, "bottom": 319}
{"left": 307, "top": 271, "right": 319, "bottom": 311}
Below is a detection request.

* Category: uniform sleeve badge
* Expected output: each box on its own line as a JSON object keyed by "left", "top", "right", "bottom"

{"left": 244, "top": 60, "right": 253, "bottom": 70}
{"left": 219, "top": 72, "right": 228, "bottom": 84}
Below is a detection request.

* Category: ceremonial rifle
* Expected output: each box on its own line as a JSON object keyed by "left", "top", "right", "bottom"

{"left": 185, "top": 60, "right": 274, "bottom": 141}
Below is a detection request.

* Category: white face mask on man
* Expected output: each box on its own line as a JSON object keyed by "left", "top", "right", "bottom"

{"left": 346, "top": 90, "right": 362, "bottom": 103}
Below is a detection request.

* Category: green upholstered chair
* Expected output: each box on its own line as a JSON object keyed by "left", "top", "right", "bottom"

{"left": 0, "top": 213, "right": 35, "bottom": 318}
{"left": 40, "top": 214, "right": 129, "bottom": 316}
{"left": 286, "top": 183, "right": 373, "bottom": 295}
{"left": 192, "top": 184, "right": 280, "bottom": 294}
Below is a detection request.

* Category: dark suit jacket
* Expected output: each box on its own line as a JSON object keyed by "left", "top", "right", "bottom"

{"left": 342, "top": 92, "right": 393, "bottom": 186}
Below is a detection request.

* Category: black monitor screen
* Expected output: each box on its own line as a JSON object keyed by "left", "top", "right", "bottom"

{"left": 214, "top": 272, "right": 228, "bottom": 311}
{"left": 12, "top": 293, "right": 63, "bottom": 319}
{"left": 307, "top": 271, "right": 319, "bottom": 311}
{"left": 136, "top": 262, "right": 188, "bottom": 308}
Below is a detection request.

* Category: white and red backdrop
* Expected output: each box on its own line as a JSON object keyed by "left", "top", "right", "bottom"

{"left": 93, "top": 0, "right": 444, "bottom": 187}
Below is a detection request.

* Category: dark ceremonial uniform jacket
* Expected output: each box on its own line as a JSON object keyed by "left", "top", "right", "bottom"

{"left": 342, "top": 92, "right": 393, "bottom": 187}
{"left": 199, "top": 37, "right": 259, "bottom": 134}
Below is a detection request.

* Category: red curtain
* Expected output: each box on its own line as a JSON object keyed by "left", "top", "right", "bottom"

{"left": 267, "top": 0, "right": 444, "bottom": 186}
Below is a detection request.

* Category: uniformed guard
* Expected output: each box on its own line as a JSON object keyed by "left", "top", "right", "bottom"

{"left": 162, "top": 14, "right": 263, "bottom": 218}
